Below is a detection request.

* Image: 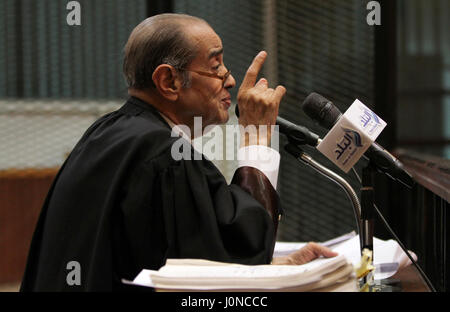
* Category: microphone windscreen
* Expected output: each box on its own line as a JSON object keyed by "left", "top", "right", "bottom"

{"left": 302, "top": 92, "right": 342, "bottom": 129}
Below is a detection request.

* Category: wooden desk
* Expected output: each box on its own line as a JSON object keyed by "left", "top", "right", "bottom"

{"left": 391, "top": 264, "right": 431, "bottom": 292}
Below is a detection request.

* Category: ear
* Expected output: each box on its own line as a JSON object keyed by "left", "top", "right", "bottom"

{"left": 152, "top": 64, "right": 182, "bottom": 101}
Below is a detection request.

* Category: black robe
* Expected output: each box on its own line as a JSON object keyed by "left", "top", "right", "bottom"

{"left": 20, "top": 96, "right": 281, "bottom": 291}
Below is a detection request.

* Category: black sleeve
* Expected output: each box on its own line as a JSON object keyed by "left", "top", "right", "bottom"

{"left": 119, "top": 154, "right": 279, "bottom": 278}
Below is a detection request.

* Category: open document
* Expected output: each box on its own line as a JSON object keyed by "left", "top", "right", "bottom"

{"left": 124, "top": 232, "right": 416, "bottom": 291}
{"left": 126, "top": 254, "right": 357, "bottom": 292}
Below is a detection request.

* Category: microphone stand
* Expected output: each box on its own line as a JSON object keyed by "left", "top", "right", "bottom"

{"left": 360, "top": 163, "right": 376, "bottom": 288}
{"left": 284, "top": 143, "right": 435, "bottom": 292}
{"left": 351, "top": 166, "right": 437, "bottom": 292}
{"left": 284, "top": 143, "right": 363, "bottom": 252}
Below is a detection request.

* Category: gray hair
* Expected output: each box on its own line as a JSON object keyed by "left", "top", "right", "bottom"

{"left": 123, "top": 14, "right": 208, "bottom": 90}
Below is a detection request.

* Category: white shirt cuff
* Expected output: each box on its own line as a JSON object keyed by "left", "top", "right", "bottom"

{"left": 237, "top": 145, "right": 280, "bottom": 190}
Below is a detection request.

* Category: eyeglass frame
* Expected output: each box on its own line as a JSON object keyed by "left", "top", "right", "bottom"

{"left": 177, "top": 67, "right": 231, "bottom": 87}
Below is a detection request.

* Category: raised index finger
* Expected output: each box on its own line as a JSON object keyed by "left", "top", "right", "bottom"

{"left": 240, "top": 51, "right": 267, "bottom": 91}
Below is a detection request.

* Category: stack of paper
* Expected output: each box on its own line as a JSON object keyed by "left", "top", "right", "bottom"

{"left": 127, "top": 255, "right": 357, "bottom": 292}
{"left": 125, "top": 232, "right": 416, "bottom": 291}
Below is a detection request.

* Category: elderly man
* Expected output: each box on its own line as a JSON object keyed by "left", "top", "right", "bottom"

{"left": 21, "top": 13, "right": 336, "bottom": 291}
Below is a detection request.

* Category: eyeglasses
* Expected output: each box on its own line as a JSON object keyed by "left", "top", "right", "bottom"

{"left": 178, "top": 68, "right": 231, "bottom": 88}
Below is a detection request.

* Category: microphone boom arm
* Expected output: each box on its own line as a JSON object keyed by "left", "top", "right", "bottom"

{"left": 284, "top": 143, "right": 363, "bottom": 252}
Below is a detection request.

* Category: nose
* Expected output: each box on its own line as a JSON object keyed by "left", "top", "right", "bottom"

{"left": 224, "top": 72, "right": 236, "bottom": 89}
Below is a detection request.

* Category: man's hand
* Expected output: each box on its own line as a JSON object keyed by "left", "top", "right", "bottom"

{"left": 271, "top": 242, "right": 338, "bottom": 265}
{"left": 237, "top": 51, "right": 286, "bottom": 147}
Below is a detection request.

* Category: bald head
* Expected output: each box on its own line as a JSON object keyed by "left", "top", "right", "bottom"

{"left": 123, "top": 14, "right": 210, "bottom": 90}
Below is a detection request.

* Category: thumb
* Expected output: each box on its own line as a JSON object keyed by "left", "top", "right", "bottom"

{"left": 313, "top": 244, "right": 338, "bottom": 258}
{"left": 254, "top": 78, "right": 268, "bottom": 90}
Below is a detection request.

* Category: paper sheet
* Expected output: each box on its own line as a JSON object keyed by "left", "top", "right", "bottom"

{"left": 274, "top": 234, "right": 417, "bottom": 280}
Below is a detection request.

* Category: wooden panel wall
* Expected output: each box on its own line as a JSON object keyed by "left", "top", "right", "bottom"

{"left": 0, "top": 168, "right": 58, "bottom": 284}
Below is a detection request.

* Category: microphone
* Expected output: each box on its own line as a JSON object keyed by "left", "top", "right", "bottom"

{"left": 234, "top": 105, "right": 320, "bottom": 147}
{"left": 302, "top": 92, "right": 415, "bottom": 188}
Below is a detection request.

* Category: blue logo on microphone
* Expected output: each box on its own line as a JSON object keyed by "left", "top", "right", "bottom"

{"left": 360, "top": 107, "right": 382, "bottom": 134}
{"left": 342, "top": 128, "right": 363, "bottom": 147}
{"left": 335, "top": 128, "right": 363, "bottom": 161}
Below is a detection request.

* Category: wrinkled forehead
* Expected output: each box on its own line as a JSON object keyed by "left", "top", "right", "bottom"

{"left": 184, "top": 22, "right": 224, "bottom": 65}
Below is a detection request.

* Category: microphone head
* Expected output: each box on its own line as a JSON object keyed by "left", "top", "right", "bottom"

{"left": 302, "top": 92, "right": 342, "bottom": 130}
